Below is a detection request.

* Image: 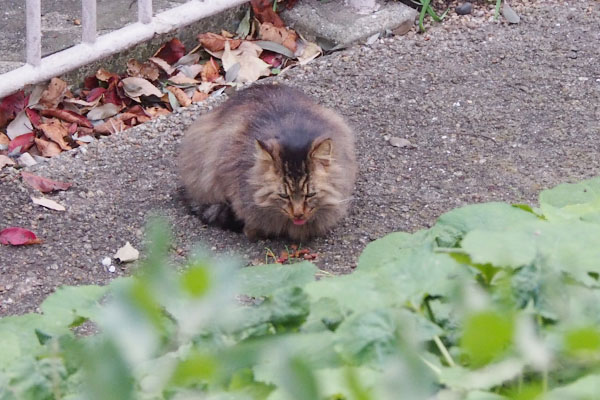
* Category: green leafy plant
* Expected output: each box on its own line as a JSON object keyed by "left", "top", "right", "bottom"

{"left": 411, "top": 0, "right": 449, "bottom": 32}
{"left": 3, "top": 176, "right": 600, "bottom": 399}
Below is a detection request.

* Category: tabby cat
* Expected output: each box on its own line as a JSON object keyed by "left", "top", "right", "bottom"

{"left": 179, "top": 84, "right": 357, "bottom": 241}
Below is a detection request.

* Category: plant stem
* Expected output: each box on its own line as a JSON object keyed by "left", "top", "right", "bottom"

{"left": 433, "top": 335, "right": 456, "bottom": 367}
{"left": 419, "top": 355, "right": 442, "bottom": 376}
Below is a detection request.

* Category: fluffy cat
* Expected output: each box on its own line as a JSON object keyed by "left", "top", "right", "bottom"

{"left": 179, "top": 83, "right": 357, "bottom": 241}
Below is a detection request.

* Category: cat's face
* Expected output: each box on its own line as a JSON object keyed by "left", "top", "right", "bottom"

{"left": 252, "top": 138, "right": 332, "bottom": 225}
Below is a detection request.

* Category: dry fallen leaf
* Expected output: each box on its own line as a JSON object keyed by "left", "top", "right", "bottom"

{"left": 8, "top": 132, "right": 34, "bottom": 153}
{"left": 0, "top": 154, "right": 15, "bottom": 169}
{"left": 297, "top": 41, "right": 322, "bottom": 65}
{"left": 39, "top": 120, "right": 71, "bottom": 150}
{"left": 222, "top": 41, "right": 271, "bottom": 84}
{"left": 0, "top": 132, "right": 9, "bottom": 147}
{"left": 259, "top": 22, "right": 298, "bottom": 52}
{"left": 31, "top": 196, "right": 66, "bottom": 211}
{"left": 168, "top": 73, "right": 200, "bottom": 85}
{"left": 154, "top": 38, "right": 186, "bottom": 64}
{"left": 0, "top": 227, "right": 42, "bottom": 246}
{"left": 192, "top": 91, "right": 209, "bottom": 103}
{"left": 197, "top": 32, "right": 242, "bottom": 52}
{"left": 94, "top": 118, "right": 127, "bottom": 135}
{"left": 178, "top": 64, "right": 204, "bottom": 80}
{"left": 201, "top": 58, "right": 221, "bottom": 82}
{"left": 6, "top": 110, "right": 33, "bottom": 139}
{"left": 21, "top": 171, "right": 72, "bottom": 192}
{"left": 86, "top": 103, "right": 122, "bottom": 120}
{"left": 251, "top": 0, "right": 285, "bottom": 28}
{"left": 34, "top": 137, "right": 62, "bottom": 157}
{"left": 121, "top": 77, "right": 163, "bottom": 102}
{"left": 166, "top": 86, "right": 192, "bottom": 107}
{"left": 40, "top": 109, "right": 93, "bottom": 128}
{"left": 39, "top": 77, "right": 68, "bottom": 109}
{"left": 114, "top": 241, "right": 139, "bottom": 263}
{"left": 127, "top": 58, "right": 160, "bottom": 81}
{"left": 96, "top": 68, "right": 117, "bottom": 82}
{"left": 148, "top": 57, "right": 175, "bottom": 75}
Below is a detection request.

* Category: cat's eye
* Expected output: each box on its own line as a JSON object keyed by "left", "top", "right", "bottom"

{"left": 278, "top": 193, "right": 289, "bottom": 199}
{"left": 306, "top": 192, "right": 317, "bottom": 198}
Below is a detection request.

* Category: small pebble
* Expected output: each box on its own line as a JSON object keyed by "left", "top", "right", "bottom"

{"left": 456, "top": 2, "right": 473, "bottom": 15}
{"left": 101, "top": 257, "right": 111, "bottom": 267}
{"left": 108, "top": 265, "right": 116, "bottom": 273}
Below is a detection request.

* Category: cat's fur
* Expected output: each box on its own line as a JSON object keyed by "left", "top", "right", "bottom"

{"left": 179, "top": 84, "right": 357, "bottom": 241}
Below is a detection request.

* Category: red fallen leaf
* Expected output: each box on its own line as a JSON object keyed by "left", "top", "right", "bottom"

{"left": 68, "top": 122, "right": 78, "bottom": 135}
{"left": 251, "top": 0, "right": 285, "bottom": 28}
{"left": 94, "top": 118, "right": 127, "bottom": 135}
{"left": 84, "top": 75, "right": 99, "bottom": 89}
{"left": 35, "top": 137, "right": 62, "bottom": 157}
{"left": 303, "top": 253, "right": 317, "bottom": 260}
{"left": 197, "top": 32, "right": 242, "bottom": 53}
{"left": 201, "top": 57, "right": 221, "bottom": 82}
{"left": 21, "top": 171, "right": 72, "bottom": 192}
{"left": 8, "top": 132, "right": 34, "bottom": 153}
{"left": 40, "top": 109, "right": 93, "bottom": 129}
{"left": 0, "top": 227, "right": 42, "bottom": 246}
{"left": 25, "top": 108, "right": 42, "bottom": 129}
{"left": 103, "top": 83, "right": 122, "bottom": 106}
{"left": 260, "top": 51, "right": 283, "bottom": 67}
{"left": 154, "top": 38, "right": 186, "bottom": 64}
{"left": 0, "top": 91, "right": 27, "bottom": 118}
{"left": 86, "top": 87, "right": 106, "bottom": 102}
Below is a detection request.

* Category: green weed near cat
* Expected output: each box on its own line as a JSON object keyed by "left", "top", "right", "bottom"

{"left": 2, "top": 176, "right": 600, "bottom": 399}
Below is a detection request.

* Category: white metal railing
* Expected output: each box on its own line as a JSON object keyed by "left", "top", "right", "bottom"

{"left": 0, "top": 0, "right": 248, "bottom": 98}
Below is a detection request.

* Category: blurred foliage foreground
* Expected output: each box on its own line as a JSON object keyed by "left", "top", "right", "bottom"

{"left": 3, "top": 177, "right": 600, "bottom": 400}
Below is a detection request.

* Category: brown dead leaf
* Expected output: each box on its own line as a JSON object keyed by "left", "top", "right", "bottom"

{"left": 0, "top": 154, "right": 15, "bottom": 169}
{"left": 192, "top": 91, "right": 209, "bottom": 103}
{"left": 21, "top": 171, "right": 71, "bottom": 192}
{"left": 145, "top": 107, "right": 171, "bottom": 118}
{"left": 96, "top": 68, "right": 117, "bottom": 82}
{"left": 31, "top": 196, "right": 66, "bottom": 211}
{"left": 201, "top": 58, "right": 221, "bottom": 82}
{"left": 166, "top": 86, "right": 192, "bottom": 107}
{"left": 222, "top": 41, "right": 271, "bottom": 83}
{"left": 168, "top": 73, "right": 200, "bottom": 85}
{"left": 94, "top": 118, "right": 127, "bottom": 135}
{"left": 39, "top": 120, "right": 71, "bottom": 150}
{"left": 121, "top": 77, "right": 163, "bottom": 102}
{"left": 0, "top": 132, "right": 9, "bottom": 147}
{"left": 221, "top": 30, "right": 234, "bottom": 38}
{"left": 148, "top": 57, "right": 175, "bottom": 75}
{"left": 34, "top": 137, "right": 62, "bottom": 157}
{"left": 178, "top": 64, "right": 204, "bottom": 80}
{"left": 127, "top": 59, "right": 160, "bottom": 81}
{"left": 39, "top": 78, "right": 68, "bottom": 109}
{"left": 251, "top": 0, "right": 285, "bottom": 27}
{"left": 259, "top": 22, "right": 298, "bottom": 52}
{"left": 197, "top": 32, "right": 242, "bottom": 53}
{"left": 40, "top": 109, "right": 93, "bottom": 128}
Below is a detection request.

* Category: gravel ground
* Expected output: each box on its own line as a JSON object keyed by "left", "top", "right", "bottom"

{"left": 1, "top": 0, "right": 599, "bottom": 316}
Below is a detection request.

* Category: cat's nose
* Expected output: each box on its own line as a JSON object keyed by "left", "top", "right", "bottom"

{"left": 293, "top": 211, "right": 304, "bottom": 219}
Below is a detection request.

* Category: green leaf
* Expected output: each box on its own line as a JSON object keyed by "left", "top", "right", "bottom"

{"left": 437, "top": 202, "right": 539, "bottom": 235}
{"left": 357, "top": 230, "right": 429, "bottom": 271}
{"left": 439, "top": 359, "right": 524, "bottom": 391}
{"left": 539, "top": 176, "right": 600, "bottom": 223}
{"left": 264, "top": 287, "right": 310, "bottom": 331}
{"left": 236, "top": 9, "right": 251, "bottom": 39}
{"left": 460, "top": 311, "right": 514, "bottom": 367}
{"left": 545, "top": 374, "right": 600, "bottom": 400}
{"left": 181, "top": 263, "right": 211, "bottom": 297}
{"left": 237, "top": 262, "right": 317, "bottom": 297}
{"left": 334, "top": 309, "right": 398, "bottom": 365}
{"left": 40, "top": 284, "right": 109, "bottom": 327}
{"left": 564, "top": 326, "right": 600, "bottom": 355}
{"left": 461, "top": 230, "right": 536, "bottom": 268}
{"left": 170, "top": 350, "right": 217, "bottom": 386}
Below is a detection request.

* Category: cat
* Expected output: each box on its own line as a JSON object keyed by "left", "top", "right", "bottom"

{"left": 179, "top": 83, "right": 357, "bottom": 241}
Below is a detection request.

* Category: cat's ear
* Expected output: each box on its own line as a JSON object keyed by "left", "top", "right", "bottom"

{"left": 310, "top": 138, "right": 332, "bottom": 167}
{"left": 254, "top": 139, "right": 274, "bottom": 162}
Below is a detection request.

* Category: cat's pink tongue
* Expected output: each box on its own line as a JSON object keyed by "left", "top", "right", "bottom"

{"left": 293, "top": 219, "right": 307, "bottom": 225}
